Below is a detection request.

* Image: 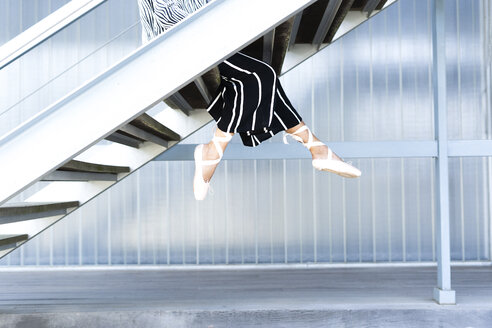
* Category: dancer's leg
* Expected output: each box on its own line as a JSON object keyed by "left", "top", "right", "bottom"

{"left": 200, "top": 127, "right": 234, "bottom": 182}
{"left": 285, "top": 121, "right": 343, "bottom": 162}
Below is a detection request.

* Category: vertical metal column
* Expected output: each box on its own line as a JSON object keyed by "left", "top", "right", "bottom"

{"left": 431, "top": 0, "right": 456, "bottom": 305}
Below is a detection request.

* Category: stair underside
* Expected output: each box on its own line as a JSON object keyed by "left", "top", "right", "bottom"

{"left": 58, "top": 160, "right": 130, "bottom": 174}
{"left": 130, "top": 113, "right": 181, "bottom": 141}
{"left": 105, "top": 113, "right": 181, "bottom": 148}
{"left": 0, "top": 234, "right": 28, "bottom": 251}
{"left": 0, "top": 0, "right": 395, "bottom": 261}
{"left": 42, "top": 160, "right": 130, "bottom": 182}
{"left": 0, "top": 201, "right": 79, "bottom": 224}
{"left": 169, "top": 0, "right": 392, "bottom": 111}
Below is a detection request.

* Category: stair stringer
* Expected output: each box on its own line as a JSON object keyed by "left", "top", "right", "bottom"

{"left": 2, "top": 0, "right": 403, "bottom": 260}
{"left": 0, "top": 0, "right": 316, "bottom": 206}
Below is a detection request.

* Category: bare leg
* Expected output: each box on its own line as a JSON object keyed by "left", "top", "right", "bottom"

{"left": 285, "top": 121, "right": 343, "bottom": 161}
{"left": 200, "top": 127, "right": 234, "bottom": 182}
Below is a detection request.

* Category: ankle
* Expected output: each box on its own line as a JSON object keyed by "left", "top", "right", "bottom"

{"left": 296, "top": 130, "right": 309, "bottom": 144}
{"left": 203, "top": 142, "right": 220, "bottom": 160}
{"left": 296, "top": 130, "right": 322, "bottom": 145}
{"left": 310, "top": 143, "right": 327, "bottom": 155}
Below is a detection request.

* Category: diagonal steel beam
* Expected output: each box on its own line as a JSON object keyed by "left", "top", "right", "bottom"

{"left": 0, "top": 0, "right": 317, "bottom": 205}
{"left": 363, "top": 0, "right": 382, "bottom": 17}
{"left": 119, "top": 124, "right": 169, "bottom": 148}
{"left": 288, "top": 12, "right": 303, "bottom": 50}
{"left": 167, "top": 92, "right": 193, "bottom": 116}
{"left": 42, "top": 171, "right": 118, "bottom": 181}
{"left": 105, "top": 131, "right": 142, "bottom": 148}
{"left": 193, "top": 77, "right": 212, "bottom": 104}
{"left": 312, "top": 0, "right": 343, "bottom": 49}
{"left": 262, "top": 30, "right": 275, "bottom": 65}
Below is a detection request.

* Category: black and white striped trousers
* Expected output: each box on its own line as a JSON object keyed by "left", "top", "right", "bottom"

{"left": 207, "top": 52, "right": 303, "bottom": 147}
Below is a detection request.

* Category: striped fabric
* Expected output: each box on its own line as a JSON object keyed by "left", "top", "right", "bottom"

{"left": 208, "top": 52, "right": 302, "bottom": 147}
{"left": 137, "top": 0, "right": 211, "bottom": 41}
{"left": 137, "top": 0, "right": 303, "bottom": 147}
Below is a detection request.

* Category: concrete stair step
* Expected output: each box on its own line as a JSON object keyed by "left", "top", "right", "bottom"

{"left": 58, "top": 160, "right": 130, "bottom": 174}
{"left": 105, "top": 131, "right": 143, "bottom": 148}
{"left": 324, "top": 0, "right": 355, "bottom": 43}
{"left": 0, "top": 234, "right": 28, "bottom": 251}
{"left": 42, "top": 159, "right": 130, "bottom": 181}
{"left": 42, "top": 171, "right": 119, "bottom": 182}
{"left": 165, "top": 72, "right": 220, "bottom": 116}
{"left": 0, "top": 201, "right": 79, "bottom": 224}
{"left": 161, "top": 0, "right": 385, "bottom": 111}
{"left": 118, "top": 123, "right": 169, "bottom": 148}
{"left": 106, "top": 113, "right": 180, "bottom": 148}
{"left": 129, "top": 113, "right": 180, "bottom": 142}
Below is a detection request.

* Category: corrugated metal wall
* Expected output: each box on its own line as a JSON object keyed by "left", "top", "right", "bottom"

{"left": 0, "top": 0, "right": 490, "bottom": 266}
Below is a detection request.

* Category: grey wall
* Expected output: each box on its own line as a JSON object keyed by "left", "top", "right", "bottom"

{"left": 0, "top": 0, "right": 490, "bottom": 266}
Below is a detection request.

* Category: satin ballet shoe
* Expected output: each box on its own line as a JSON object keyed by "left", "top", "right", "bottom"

{"left": 283, "top": 125, "right": 361, "bottom": 178}
{"left": 193, "top": 132, "right": 233, "bottom": 200}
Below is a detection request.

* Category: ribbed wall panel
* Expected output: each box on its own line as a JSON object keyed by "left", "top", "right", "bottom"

{"left": 1, "top": 0, "right": 491, "bottom": 266}
{"left": 0, "top": 0, "right": 141, "bottom": 137}
{"left": 0, "top": 0, "right": 70, "bottom": 44}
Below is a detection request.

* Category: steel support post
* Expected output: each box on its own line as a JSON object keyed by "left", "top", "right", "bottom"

{"left": 431, "top": 0, "right": 456, "bottom": 305}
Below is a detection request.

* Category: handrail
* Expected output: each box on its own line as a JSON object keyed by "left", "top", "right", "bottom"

{"left": 0, "top": 0, "right": 107, "bottom": 70}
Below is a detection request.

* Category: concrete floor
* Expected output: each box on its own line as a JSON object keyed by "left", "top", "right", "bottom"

{"left": 0, "top": 265, "right": 491, "bottom": 327}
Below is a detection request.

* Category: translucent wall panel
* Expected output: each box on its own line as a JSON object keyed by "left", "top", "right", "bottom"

{"left": 446, "top": 0, "right": 490, "bottom": 140}
{"left": 1, "top": 156, "right": 489, "bottom": 266}
{"left": 0, "top": 158, "right": 440, "bottom": 266}
{"left": 449, "top": 157, "right": 491, "bottom": 261}
{"left": 0, "top": 0, "right": 71, "bottom": 45}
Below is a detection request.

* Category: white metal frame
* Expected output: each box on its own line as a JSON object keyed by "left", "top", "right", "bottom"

{"left": 431, "top": 0, "right": 456, "bottom": 305}
{"left": 156, "top": 140, "right": 492, "bottom": 161}
{"left": 0, "top": 0, "right": 316, "bottom": 206}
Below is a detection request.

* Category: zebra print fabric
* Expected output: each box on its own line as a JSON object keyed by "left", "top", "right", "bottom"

{"left": 137, "top": 0, "right": 212, "bottom": 41}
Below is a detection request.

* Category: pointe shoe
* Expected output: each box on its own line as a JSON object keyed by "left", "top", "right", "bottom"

{"left": 283, "top": 126, "right": 361, "bottom": 178}
{"left": 193, "top": 132, "right": 233, "bottom": 200}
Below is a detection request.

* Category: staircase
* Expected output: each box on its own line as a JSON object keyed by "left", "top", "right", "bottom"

{"left": 0, "top": 0, "right": 396, "bottom": 259}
